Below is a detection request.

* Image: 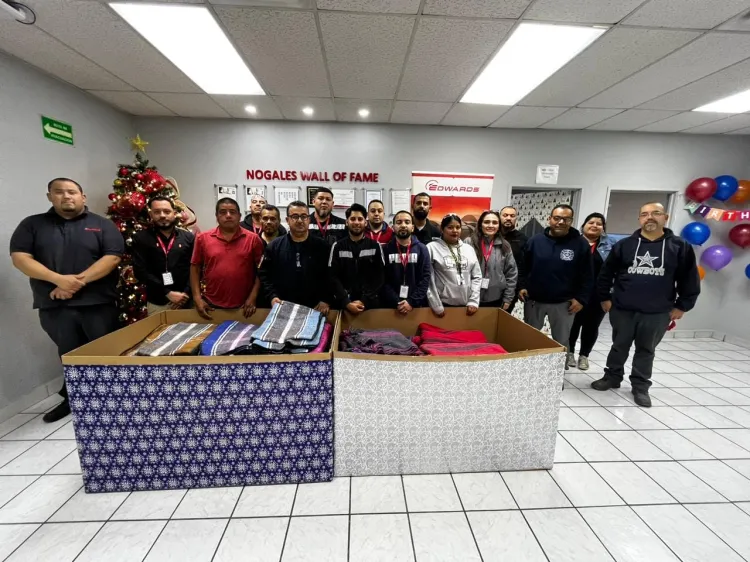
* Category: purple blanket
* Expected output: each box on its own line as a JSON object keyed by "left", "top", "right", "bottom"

{"left": 340, "top": 328, "right": 422, "bottom": 356}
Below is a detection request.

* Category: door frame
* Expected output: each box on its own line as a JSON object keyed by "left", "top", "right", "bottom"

{"left": 603, "top": 186, "right": 679, "bottom": 229}
{"left": 508, "top": 185, "right": 584, "bottom": 217}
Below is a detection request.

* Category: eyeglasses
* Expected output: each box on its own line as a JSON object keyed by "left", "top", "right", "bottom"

{"left": 639, "top": 211, "right": 665, "bottom": 218}
{"left": 288, "top": 214, "right": 310, "bottom": 222}
{"left": 550, "top": 216, "right": 573, "bottom": 224}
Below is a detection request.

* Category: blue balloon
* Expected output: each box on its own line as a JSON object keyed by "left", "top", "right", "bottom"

{"left": 681, "top": 222, "right": 711, "bottom": 246}
{"left": 714, "top": 175, "right": 739, "bottom": 201}
{"left": 746, "top": 264, "right": 750, "bottom": 280}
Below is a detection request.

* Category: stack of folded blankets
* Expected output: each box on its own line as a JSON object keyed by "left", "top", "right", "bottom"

{"left": 200, "top": 321, "right": 257, "bottom": 356}
{"left": 340, "top": 328, "right": 423, "bottom": 356}
{"left": 250, "top": 301, "right": 330, "bottom": 354}
{"left": 132, "top": 322, "right": 216, "bottom": 356}
{"left": 414, "top": 323, "right": 508, "bottom": 356}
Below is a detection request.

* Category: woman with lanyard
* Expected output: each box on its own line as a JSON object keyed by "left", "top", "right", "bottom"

{"left": 567, "top": 212, "right": 613, "bottom": 371}
{"left": 465, "top": 210, "right": 518, "bottom": 311}
{"left": 426, "top": 214, "right": 482, "bottom": 317}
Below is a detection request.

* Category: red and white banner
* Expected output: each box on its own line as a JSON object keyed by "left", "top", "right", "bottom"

{"left": 411, "top": 171, "right": 494, "bottom": 224}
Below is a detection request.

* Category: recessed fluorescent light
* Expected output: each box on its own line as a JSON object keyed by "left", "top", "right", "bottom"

{"left": 244, "top": 104, "right": 258, "bottom": 115}
{"left": 694, "top": 89, "right": 750, "bottom": 113}
{"left": 358, "top": 108, "right": 370, "bottom": 118}
{"left": 302, "top": 106, "right": 314, "bottom": 116}
{"left": 110, "top": 3, "right": 264, "bottom": 96}
{"left": 461, "top": 22, "right": 607, "bottom": 105}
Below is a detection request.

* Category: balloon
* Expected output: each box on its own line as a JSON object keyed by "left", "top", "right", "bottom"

{"left": 730, "top": 180, "right": 750, "bottom": 204}
{"left": 697, "top": 265, "right": 705, "bottom": 280}
{"left": 685, "top": 177, "right": 717, "bottom": 202}
{"left": 746, "top": 264, "right": 750, "bottom": 280}
{"left": 729, "top": 223, "right": 750, "bottom": 249}
{"left": 701, "top": 245, "right": 733, "bottom": 271}
{"left": 714, "top": 175, "right": 739, "bottom": 201}
{"left": 680, "top": 222, "right": 711, "bottom": 246}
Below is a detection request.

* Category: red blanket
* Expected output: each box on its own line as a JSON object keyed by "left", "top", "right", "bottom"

{"left": 420, "top": 342, "right": 508, "bottom": 356}
{"left": 417, "top": 323, "right": 488, "bottom": 344}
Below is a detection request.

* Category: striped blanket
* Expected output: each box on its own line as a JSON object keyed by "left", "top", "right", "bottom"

{"left": 200, "top": 321, "right": 257, "bottom": 356}
{"left": 252, "top": 301, "right": 324, "bottom": 352}
{"left": 420, "top": 342, "right": 507, "bottom": 356}
{"left": 135, "top": 322, "right": 216, "bottom": 356}
{"left": 340, "top": 328, "right": 422, "bottom": 356}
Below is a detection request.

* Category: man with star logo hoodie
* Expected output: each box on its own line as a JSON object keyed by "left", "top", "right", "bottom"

{"left": 592, "top": 202, "right": 700, "bottom": 408}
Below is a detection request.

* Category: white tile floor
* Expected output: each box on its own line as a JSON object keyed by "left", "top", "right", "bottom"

{"left": 3, "top": 335, "right": 750, "bottom": 561}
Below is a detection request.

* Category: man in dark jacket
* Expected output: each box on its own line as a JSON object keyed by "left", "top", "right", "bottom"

{"left": 329, "top": 204, "right": 385, "bottom": 314}
{"left": 241, "top": 194, "right": 286, "bottom": 237}
{"left": 381, "top": 210, "right": 432, "bottom": 313}
{"left": 412, "top": 192, "right": 441, "bottom": 245}
{"left": 592, "top": 202, "right": 700, "bottom": 408}
{"left": 308, "top": 187, "right": 347, "bottom": 245}
{"left": 500, "top": 206, "right": 527, "bottom": 312}
{"left": 519, "top": 205, "right": 593, "bottom": 356}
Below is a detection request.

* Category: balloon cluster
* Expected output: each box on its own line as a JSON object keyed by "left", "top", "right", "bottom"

{"left": 686, "top": 176, "right": 750, "bottom": 203}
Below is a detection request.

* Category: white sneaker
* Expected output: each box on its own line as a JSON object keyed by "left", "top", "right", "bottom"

{"left": 566, "top": 353, "right": 576, "bottom": 369}
{"left": 578, "top": 356, "right": 590, "bottom": 370}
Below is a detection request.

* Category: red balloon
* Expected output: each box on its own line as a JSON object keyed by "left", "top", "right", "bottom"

{"left": 730, "top": 180, "right": 750, "bottom": 204}
{"left": 729, "top": 223, "right": 750, "bottom": 249}
{"left": 686, "top": 177, "right": 717, "bottom": 202}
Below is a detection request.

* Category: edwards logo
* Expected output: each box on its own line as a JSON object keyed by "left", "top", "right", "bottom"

{"left": 425, "top": 179, "right": 480, "bottom": 193}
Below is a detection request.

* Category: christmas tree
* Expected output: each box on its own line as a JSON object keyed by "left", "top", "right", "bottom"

{"left": 107, "top": 135, "right": 188, "bottom": 325}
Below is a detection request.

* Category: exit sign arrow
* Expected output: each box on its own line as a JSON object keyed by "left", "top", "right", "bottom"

{"left": 41, "top": 116, "right": 74, "bottom": 146}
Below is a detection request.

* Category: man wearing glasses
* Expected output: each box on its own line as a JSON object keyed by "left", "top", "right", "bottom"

{"left": 258, "top": 201, "right": 332, "bottom": 314}
{"left": 592, "top": 202, "right": 700, "bottom": 408}
{"left": 518, "top": 204, "right": 594, "bottom": 359}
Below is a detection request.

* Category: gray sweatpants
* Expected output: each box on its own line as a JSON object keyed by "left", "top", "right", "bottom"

{"left": 524, "top": 300, "right": 576, "bottom": 350}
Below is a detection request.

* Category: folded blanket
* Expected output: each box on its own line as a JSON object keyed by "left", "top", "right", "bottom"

{"left": 311, "top": 322, "right": 332, "bottom": 353}
{"left": 200, "top": 321, "right": 257, "bottom": 356}
{"left": 417, "top": 323, "right": 488, "bottom": 344}
{"left": 252, "top": 301, "right": 324, "bottom": 352}
{"left": 420, "top": 342, "right": 507, "bottom": 356}
{"left": 135, "top": 322, "right": 215, "bottom": 356}
{"left": 340, "top": 328, "right": 422, "bottom": 356}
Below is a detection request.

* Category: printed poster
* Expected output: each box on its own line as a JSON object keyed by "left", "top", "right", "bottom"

{"left": 411, "top": 171, "right": 494, "bottom": 232}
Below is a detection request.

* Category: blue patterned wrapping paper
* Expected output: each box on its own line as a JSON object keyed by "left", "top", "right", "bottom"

{"left": 64, "top": 360, "right": 334, "bottom": 493}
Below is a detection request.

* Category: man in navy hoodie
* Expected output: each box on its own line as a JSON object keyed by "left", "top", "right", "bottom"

{"left": 381, "top": 210, "right": 432, "bottom": 314}
{"left": 592, "top": 202, "right": 700, "bottom": 408}
{"left": 519, "top": 204, "right": 594, "bottom": 356}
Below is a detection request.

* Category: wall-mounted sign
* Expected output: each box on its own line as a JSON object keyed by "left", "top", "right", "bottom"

{"left": 536, "top": 165, "right": 559, "bottom": 185}
{"left": 411, "top": 171, "right": 493, "bottom": 223}
{"left": 41, "top": 115, "right": 74, "bottom": 146}
{"left": 246, "top": 169, "right": 379, "bottom": 183}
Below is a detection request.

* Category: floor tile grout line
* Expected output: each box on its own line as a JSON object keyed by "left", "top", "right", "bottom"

{"left": 0, "top": 413, "right": 49, "bottom": 441}
{"left": 636, "top": 428, "right": 719, "bottom": 462}
{"left": 278, "top": 483, "right": 299, "bottom": 562}
{"left": 347, "top": 476, "right": 352, "bottom": 562}
{"left": 70, "top": 487, "right": 133, "bottom": 562}
{"left": 140, "top": 488, "right": 189, "bottom": 562}
{"left": 624, "top": 504, "right": 689, "bottom": 561}
{"left": 400, "top": 475, "right": 417, "bottom": 562}
{"left": 209, "top": 485, "right": 245, "bottom": 562}
{"left": 673, "top": 460, "right": 735, "bottom": 503}
{"left": 497, "top": 471, "right": 551, "bottom": 562}
{"left": 448, "top": 473, "right": 484, "bottom": 561}
{"left": 678, "top": 427, "right": 750, "bottom": 459}
{"left": 0, "top": 474, "right": 42, "bottom": 511}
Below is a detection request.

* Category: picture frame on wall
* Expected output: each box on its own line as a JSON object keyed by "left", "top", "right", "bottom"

{"left": 307, "top": 186, "right": 324, "bottom": 206}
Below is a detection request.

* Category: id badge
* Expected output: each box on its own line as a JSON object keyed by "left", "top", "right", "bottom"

{"left": 399, "top": 285, "right": 409, "bottom": 299}
{"left": 481, "top": 278, "right": 490, "bottom": 289}
{"left": 162, "top": 272, "right": 174, "bottom": 286}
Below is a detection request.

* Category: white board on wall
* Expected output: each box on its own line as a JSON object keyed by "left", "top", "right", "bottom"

{"left": 215, "top": 184, "right": 238, "bottom": 202}
{"left": 243, "top": 185, "right": 267, "bottom": 213}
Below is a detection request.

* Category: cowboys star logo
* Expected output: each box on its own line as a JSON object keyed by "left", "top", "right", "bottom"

{"left": 636, "top": 251, "right": 659, "bottom": 267}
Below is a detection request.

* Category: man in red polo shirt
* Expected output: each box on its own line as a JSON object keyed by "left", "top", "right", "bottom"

{"left": 191, "top": 198, "right": 263, "bottom": 319}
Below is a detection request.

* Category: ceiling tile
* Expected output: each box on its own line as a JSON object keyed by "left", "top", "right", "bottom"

{"left": 273, "top": 96, "right": 336, "bottom": 121}
{"left": 581, "top": 33, "right": 750, "bottom": 109}
{"left": 440, "top": 103, "right": 511, "bottom": 126}
{"left": 639, "top": 59, "right": 750, "bottom": 111}
{"left": 683, "top": 114, "right": 750, "bottom": 134}
{"left": 146, "top": 93, "right": 230, "bottom": 117}
{"left": 489, "top": 106, "right": 568, "bottom": 128}
{"left": 316, "top": 0, "right": 421, "bottom": 13}
{"left": 635, "top": 111, "right": 731, "bottom": 132}
{"left": 30, "top": 0, "right": 201, "bottom": 93}
{"left": 390, "top": 101, "right": 452, "bottom": 124}
{"left": 320, "top": 12, "right": 414, "bottom": 98}
{"left": 211, "top": 95, "right": 283, "bottom": 119}
{"left": 216, "top": 8, "right": 330, "bottom": 97}
{"left": 211, "top": 0, "right": 313, "bottom": 5}
{"left": 524, "top": 0, "right": 644, "bottom": 23}
{"left": 521, "top": 28, "right": 698, "bottom": 107}
{"left": 334, "top": 98, "right": 392, "bottom": 122}
{"left": 423, "top": 0, "right": 533, "bottom": 18}
{"left": 87, "top": 91, "right": 175, "bottom": 116}
{"left": 587, "top": 109, "right": 680, "bottom": 130}
{"left": 397, "top": 17, "right": 514, "bottom": 102}
{"left": 541, "top": 108, "right": 622, "bottom": 129}
{"left": 624, "top": 0, "right": 750, "bottom": 30}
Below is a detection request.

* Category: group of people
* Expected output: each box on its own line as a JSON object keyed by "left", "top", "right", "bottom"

{"left": 10, "top": 180, "right": 701, "bottom": 423}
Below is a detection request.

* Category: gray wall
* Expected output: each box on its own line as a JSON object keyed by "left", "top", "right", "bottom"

{"left": 0, "top": 52, "right": 133, "bottom": 409}
{"left": 135, "top": 117, "right": 750, "bottom": 337}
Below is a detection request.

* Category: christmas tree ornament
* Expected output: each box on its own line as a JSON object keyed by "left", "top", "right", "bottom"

{"left": 113, "top": 179, "right": 122, "bottom": 187}
{"left": 108, "top": 193, "right": 117, "bottom": 201}
{"left": 129, "top": 134, "right": 149, "bottom": 153}
{"left": 119, "top": 167, "right": 129, "bottom": 177}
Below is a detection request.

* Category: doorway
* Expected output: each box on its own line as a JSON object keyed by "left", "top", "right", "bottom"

{"left": 509, "top": 187, "right": 582, "bottom": 238}
{"left": 605, "top": 190, "right": 676, "bottom": 241}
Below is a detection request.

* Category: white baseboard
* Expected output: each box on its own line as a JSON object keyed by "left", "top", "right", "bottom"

{"left": 0, "top": 376, "right": 64, "bottom": 424}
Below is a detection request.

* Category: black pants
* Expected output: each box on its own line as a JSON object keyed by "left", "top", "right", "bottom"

{"left": 39, "top": 305, "right": 120, "bottom": 398}
{"left": 568, "top": 303, "right": 607, "bottom": 357}
{"left": 603, "top": 307, "right": 670, "bottom": 393}
{"left": 480, "top": 299, "right": 503, "bottom": 308}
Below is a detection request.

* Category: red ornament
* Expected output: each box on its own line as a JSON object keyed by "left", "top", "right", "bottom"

{"left": 729, "top": 223, "right": 750, "bottom": 249}
{"left": 130, "top": 191, "right": 146, "bottom": 212}
{"left": 685, "top": 177, "right": 718, "bottom": 203}
{"left": 108, "top": 193, "right": 117, "bottom": 201}
{"left": 135, "top": 173, "right": 144, "bottom": 182}
{"left": 118, "top": 167, "right": 129, "bottom": 177}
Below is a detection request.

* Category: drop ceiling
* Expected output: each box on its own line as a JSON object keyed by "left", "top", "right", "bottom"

{"left": 3, "top": 0, "right": 750, "bottom": 133}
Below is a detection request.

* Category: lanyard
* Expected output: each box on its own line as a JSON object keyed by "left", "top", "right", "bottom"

{"left": 480, "top": 238, "right": 493, "bottom": 276}
{"left": 315, "top": 215, "right": 330, "bottom": 238}
{"left": 252, "top": 223, "right": 262, "bottom": 236}
{"left": 448, "top": 243, "right": 462, "bottom": 278}
{"left": 156, "top": 234, "right": 176, "bottom": 272}
{"left": 396, "top": 242, "right": 411, "bottom": 283}
{"left": 372, "top": 228, "right": 383, "bottom": 243}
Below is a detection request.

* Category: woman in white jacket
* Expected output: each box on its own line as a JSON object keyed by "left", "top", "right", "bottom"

{"left": 427, "top": 214, "right": 482, "bottom": 317}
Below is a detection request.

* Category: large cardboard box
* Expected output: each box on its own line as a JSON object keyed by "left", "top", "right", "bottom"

{"left": 62, "top": 309, "right": 337, "bottom": 493}
{"left": 333, "top": 308, "right": 564, "bottom": 475}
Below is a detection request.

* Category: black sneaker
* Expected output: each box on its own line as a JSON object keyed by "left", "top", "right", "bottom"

{"left": 590, "top": 377, "right": 621, "bottom": 391}
{"left": 42, "top": 399, "right": 70, "bottom": 423}
{"left": 633, "top": 392, "right": 652, "bottom": 408}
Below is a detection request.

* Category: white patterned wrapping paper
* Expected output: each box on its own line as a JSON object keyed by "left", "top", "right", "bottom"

{"left": 334, "top": 352, "right": 564, "bottom": 475}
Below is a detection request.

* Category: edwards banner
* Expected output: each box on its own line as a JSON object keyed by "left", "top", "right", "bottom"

{"left": 411, "top": 172, "right": 494, "bottom": 229}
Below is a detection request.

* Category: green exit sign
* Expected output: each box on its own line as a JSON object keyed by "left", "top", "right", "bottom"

{"left": 41, "top": 116, "right": 74, "bottom": 146}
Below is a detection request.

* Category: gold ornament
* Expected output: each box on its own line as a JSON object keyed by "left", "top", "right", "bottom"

{"left": 113, "top": 179, "right": 122, "bottom": 187}
{"left": 129, "top": 134, "right": 149, "bottom": 153}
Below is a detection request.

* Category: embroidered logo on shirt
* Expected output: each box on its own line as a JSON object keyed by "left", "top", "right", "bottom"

{"left": 388, "top": 253, "right": 418, "bottom": 264}
{"left": 84, "top": 227, "right": 101, "bottom": 232}
{"left": 628, "top": 250, "right": 665, "bottom": 276}
{"left": 560, "top": 249, "right": 574, "bottom": 261}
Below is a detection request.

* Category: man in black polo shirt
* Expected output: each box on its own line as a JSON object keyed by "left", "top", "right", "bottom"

{"left": 132, "top": 196, "right": 194, "bottom": 315}
{"left": 308, "top": 187, "right": 347, "bottom": 245}
{"left": 10, "top": 178, "right": 124, "bottom": 422}
{"left": 411, "top": 192, "right": 441, "bottom": 245}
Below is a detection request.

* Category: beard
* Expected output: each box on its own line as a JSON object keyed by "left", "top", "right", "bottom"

{"left": 413, "top": 208, "right": 428, "bottom": 220}
{"left": 396, "top": 229, "right": 411, "bottom": 240}
{"left": 316, "top": 207, "right": 330, "bottom": 219}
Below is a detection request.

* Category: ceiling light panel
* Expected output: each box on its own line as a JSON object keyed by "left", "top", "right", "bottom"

{"left": 462, "top": 23, "right": 607, "bottom": 106}
{"left": 694, "top": 89, "right": 750, "bottom": 113}
{"left": 110, "top": 3, "right": 264, "bottom": 95}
